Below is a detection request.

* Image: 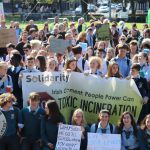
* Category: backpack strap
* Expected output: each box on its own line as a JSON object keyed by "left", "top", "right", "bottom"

{"left": 7, "top": 75, "right": 10, "bottom": 84}
{"left": 127, "top": 58, "right": 130, "bottom": 67}
{"left": 109, "top": 123, "right": 113, "bottom": 134}
{"left": 95, "top": 122, "right": 99, "bottom": 133}
{"left": 82, "top": 58, "right": 86, "bottom": 71}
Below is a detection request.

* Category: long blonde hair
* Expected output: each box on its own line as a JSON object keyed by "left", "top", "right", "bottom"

{"left": 72, "top": 108, "right": 87, "bottom": 126}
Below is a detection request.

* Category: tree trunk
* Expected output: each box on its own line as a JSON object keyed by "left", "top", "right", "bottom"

{"left": 59, "top": 0, "right": 62, "bottom": 14}
{"left": 81, "top": 0, "right": 88, "bottom": 14}
{"left": 131, "top": 0, "right": 136, "bottom": 21}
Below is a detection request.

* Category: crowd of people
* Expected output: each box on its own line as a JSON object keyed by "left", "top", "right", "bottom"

{"left": 0, "top": 15, "right": 150, "bottom": 150}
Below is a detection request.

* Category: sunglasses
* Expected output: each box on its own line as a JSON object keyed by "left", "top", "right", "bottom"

{"left": 121, "top": 39, "right": 125, "bottom": 41}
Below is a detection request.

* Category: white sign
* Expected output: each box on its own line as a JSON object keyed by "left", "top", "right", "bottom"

{"left": 79, "top": 42, "right": 88, "bottom": 53}
{"left": 87, "top": 133, "right": 121, "bottom": 150}
{"left": 0, "top": 110, "right": 7, "bottom": 138}
{"left": 56, "top": 124, "right": 82, "bottom": 150}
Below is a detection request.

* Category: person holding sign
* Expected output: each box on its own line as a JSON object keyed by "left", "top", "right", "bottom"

{"left": 18, "top": 92, "right": 45, "bottom": 150}
{"left": 0, "top": 93, "right": 20, "bottom": 150}
{"left": 138, "top": 114, "right": 150, "bottom": 150}
{"left": 116, "top": 111, "right": 139, "bottom": 150}
{"left": 71, "top": 108, "right": 89, "bottom": 150}
{"left": 41, "top": 100, "right": 65, "bottom": 150}
{"left": 90, "top": 109, "right": 115, "bottom": 134}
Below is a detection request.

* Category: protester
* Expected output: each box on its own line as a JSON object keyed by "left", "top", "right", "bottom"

{"left": 138, "top": 114, "right": 150, "bottom": 150}
{"left": 72, "top": 109, "right": 89, "bottom": 150}
{"left": 0, "top": 93, "right": 20, "bottom": 150}
{"left": 111, "top": 43, "right": 131, "bottom": 78}
{"left": 90, "top": 109, "right": 115, "bottom": 133}
{"left": 41, "top": 100, "right": 65, "bottom": 150}
{"left": 46, "top": 58, "right": 58, "bottom": 72}
{"left": 7, "top": 53, "right": 24, "bottom": 109}
{"left": 116, "top": 111, "right": 139, "bottom": 150}
{"left": 85, "top": 56, "right": 103, "bottom": 76}
{"left": 129, "top": 63, "right": 149, "bottom": 124}
{"left": 64, "top": 56, "right": 81, "bottom": 72}
{"left": 105, "top": 61, "right": 122, "bottom": 78}
{"left": 35, "top": 55, "right": 46, "bottom": 72}
{"left": 18, "top": 92, "right": 45, "bottom": 150}
{"left": 0, "top": 62, "right": 13, "bottom": 94}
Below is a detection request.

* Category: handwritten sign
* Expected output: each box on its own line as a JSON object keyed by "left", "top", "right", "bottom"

{"left": 79, "top": 42, "right": 88, "bottom": 53}
{"left": 0, "top": 110, "right": 7, "bottom": 138}
{"left": 56, "top": 124, "right": 82, "bottom": 150}
{"left": 50, "top": 38, "right": 72, "bottom": 54}
{"left": 96, "top": 24, "right": 110, "bottom": 40}
{"left": 87, "top": 133, "right": 121, "bottom": 150}
{"left": 0, "top": 29, "right": 17, "bottom": 47}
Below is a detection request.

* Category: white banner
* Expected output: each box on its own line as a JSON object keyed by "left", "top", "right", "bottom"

{"left": 22, "top": 72, "right": 142, "bottom": 124}
{"left": 87, "top": 133, "right": 121, "bottom": 150}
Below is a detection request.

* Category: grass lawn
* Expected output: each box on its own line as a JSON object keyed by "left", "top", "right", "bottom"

{"left": 6, "top": 21, "right": 145, "bottom": 31}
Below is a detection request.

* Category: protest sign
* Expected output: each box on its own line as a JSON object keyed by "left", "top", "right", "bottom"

{"left": 87, "top": 133, "right": 121, "bottom": 150}
{"left": 56, "top": 124, "right": 82, "bottom": 150}
{"left": 0, "top": 110, "right": 7, "bottom": 138}
{"left": 0, "top": 29, "right": 17, "bottom": 47}
{"left": 0, "top": 2, "right": 5, "bottom": 22}
{"left": 96, "top": 23, "right": 110, "bottom": 40}
{"left": 22, "top": 72, "right": 142, "bottom": 124}
{"left": 79, "top": 42, "right": 88, "bottom": 53}
{"left": 50, "top": 38, "right": 72, "bottom": 54}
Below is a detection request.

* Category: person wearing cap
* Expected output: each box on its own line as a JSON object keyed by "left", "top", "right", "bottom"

{"left": 18, "top": 92, "right": 45, "bottom": 150}
{"left": 0, "top": 61, "right": 13, "bottom": 94}
{"left": 72, "top": 45, "right": 89, "bottom": 72}
{"left": 28, "top": 28, "right": 37, "bottom": 41}
{"left": 64, "top": 56, "right": 81, "bottom": 72}
{"left": 130, "top": 63, "right": 150, "bottom": 124}
{"left": 111, "top": 43, "right": 131, "bottom": 78}
{"left": 90, "top": 109, "right": 115, "bottom": 134}
{"left": 86, "top": 27, "right": 94, "bottom": 48}
{"left": 127, "top": 40, "right": 138, "bottom": 59}
{"left": 0, "top": 93, "right": 20, "bottom": 150}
